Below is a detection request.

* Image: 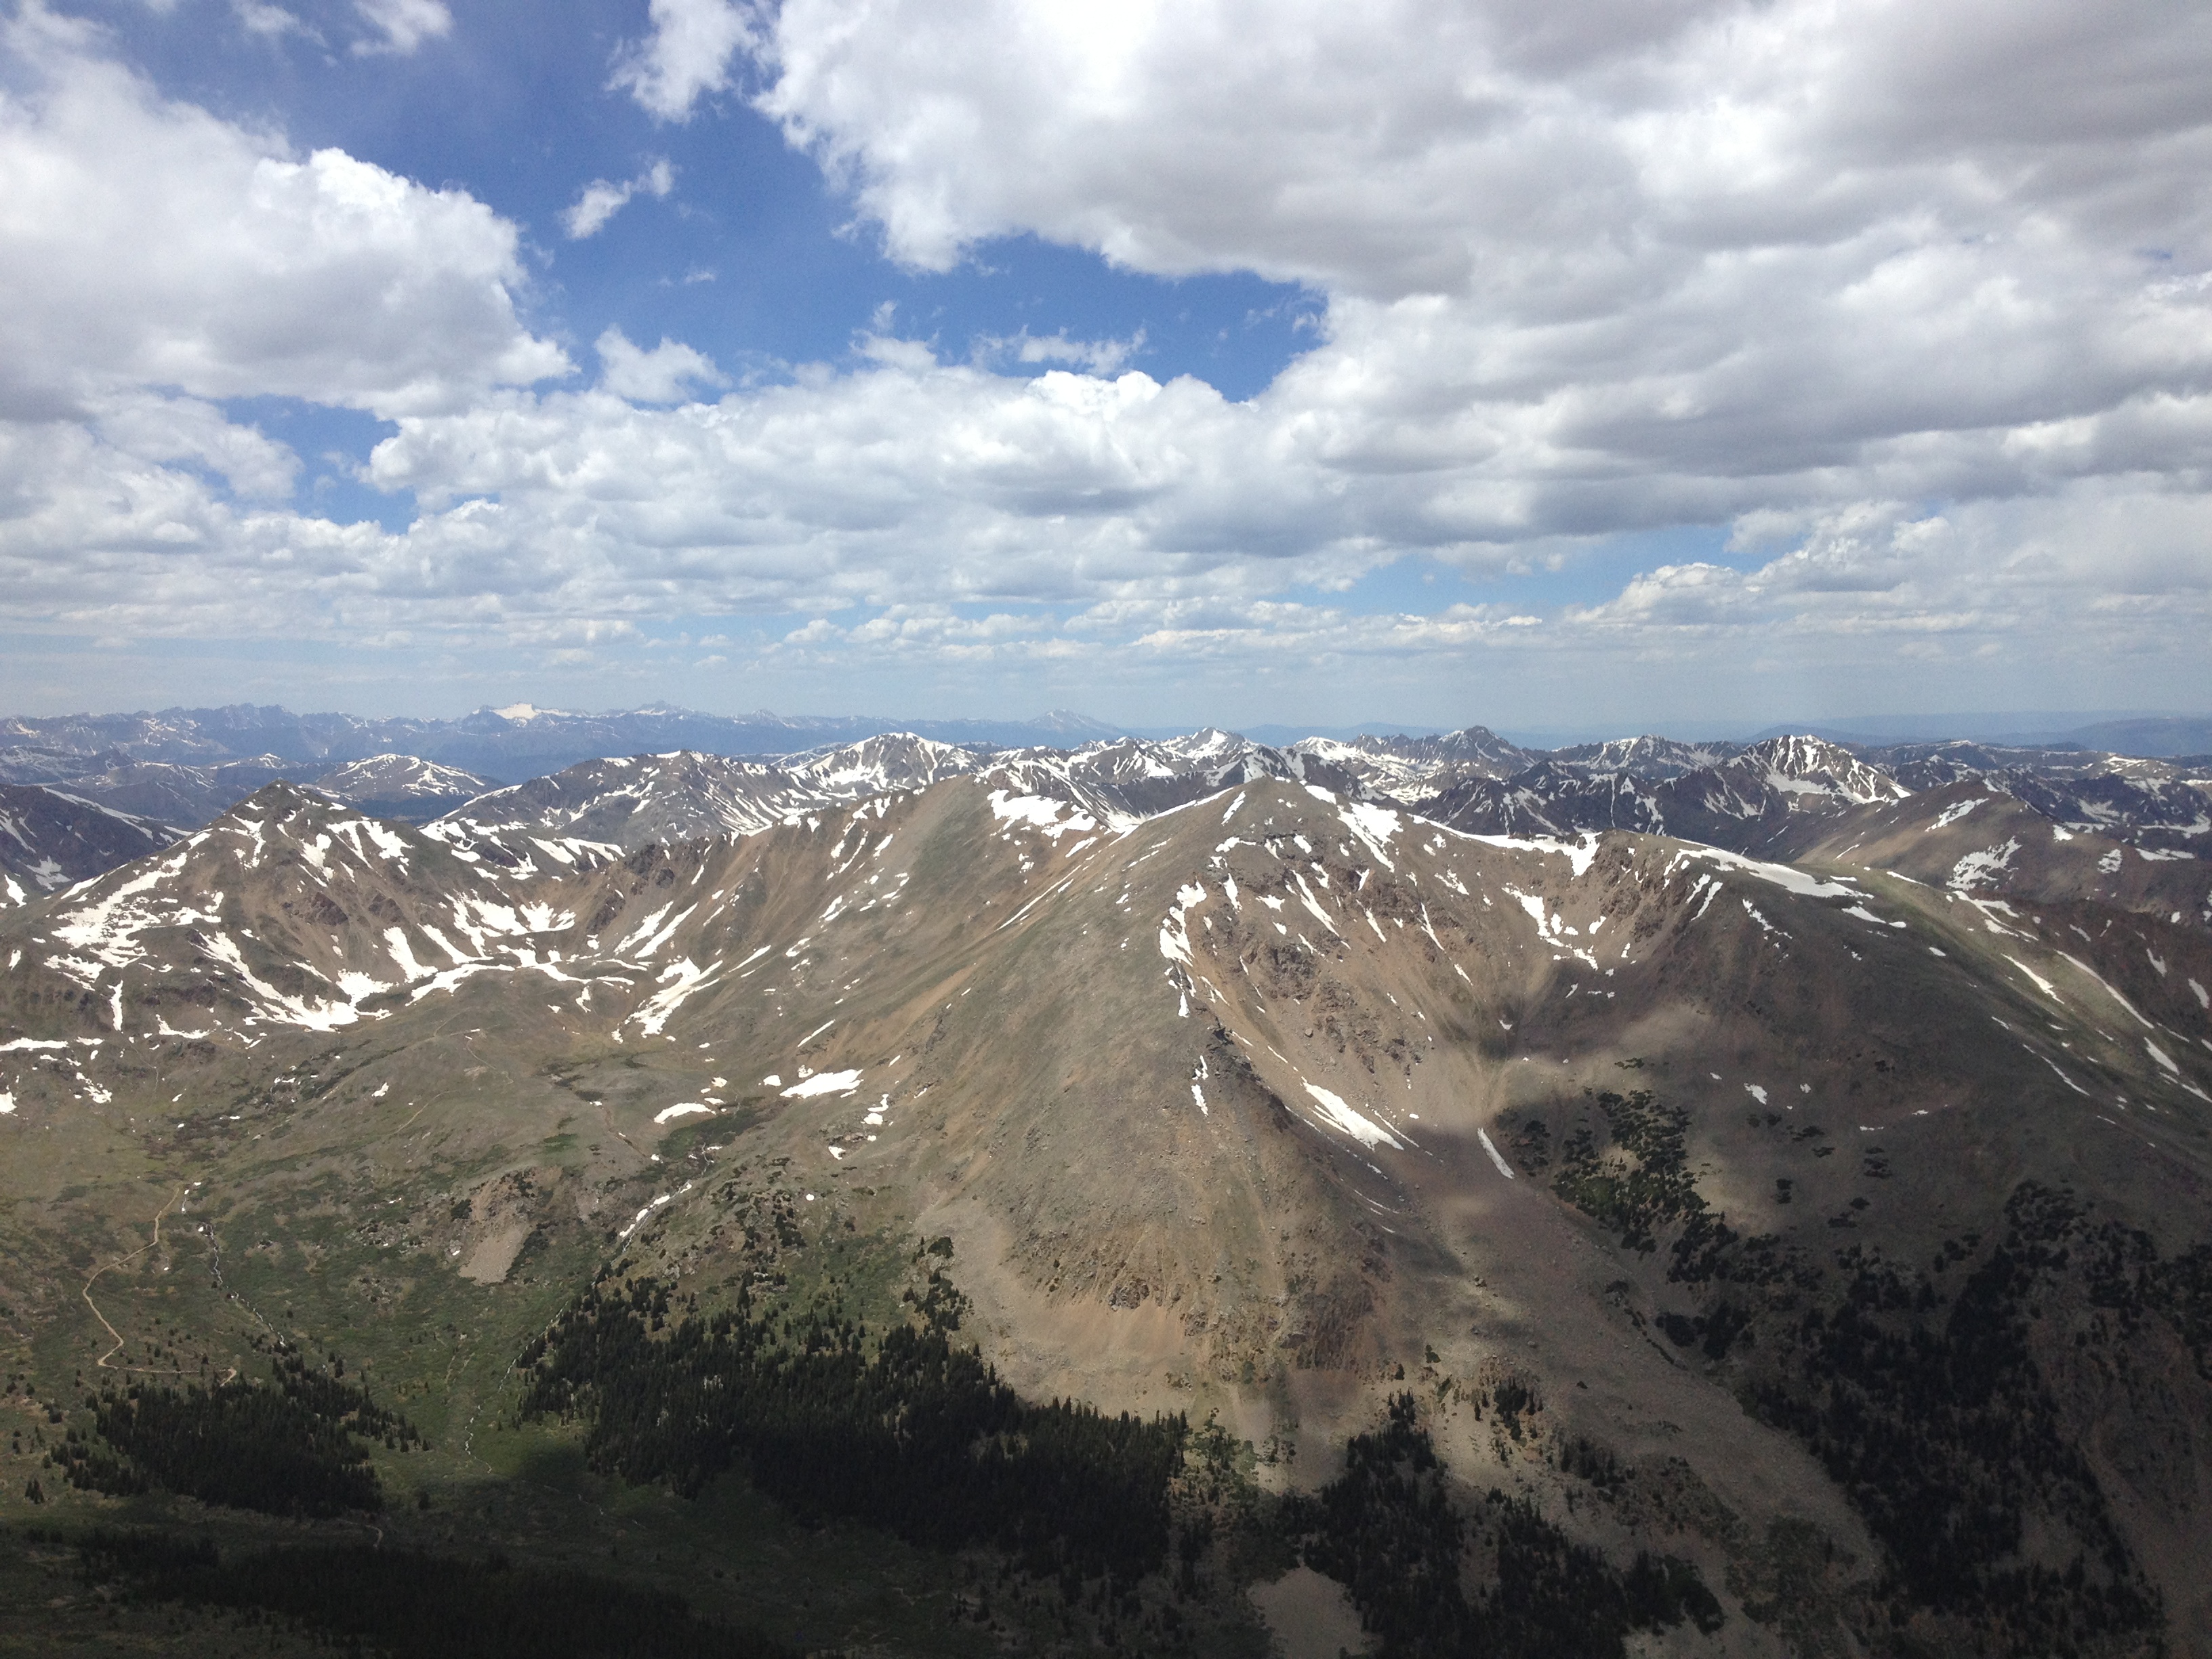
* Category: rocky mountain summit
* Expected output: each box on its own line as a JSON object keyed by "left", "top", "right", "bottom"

{"left": 5, "top": 711, "right": 2205, "bottom": 947}
{"left": 308, "top": 754, "right": 502, "bottom": 821}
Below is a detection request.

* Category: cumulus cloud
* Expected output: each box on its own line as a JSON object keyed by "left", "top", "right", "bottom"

{"left": 612, "top": 0, "right": 757, "bottom": 122}
{"left": 0, "top": 4, "right": 569, "bottom": 419}
{"left": 8, "top": 312, "right": 2189, "bottom": 641}
{"left": 736, "top": 0, "right": 2212, "bottom": 544}
{"left": 94, "top": 392, "right": 302, "bottom": 500}
{"left": 751, "top": 0, "right": 2212, "bottom": 294}
{"left": 3, "top": 316, "right": 2205, "bottom": 690}
{"left": 5, "top": 0, "right": 2211, "bottom": 712}
{"left": 594, "top": 327, "right": 727, "bottom": 403}
{"left": 1565, "top": 491, "right": 2212, "bottom": 674}
{"left": 0, "top": 417, "right": 389, "bottom": 634}
{"left": 562, "top": 158, "right": 676, "bottom": 239}
{"left": 360, "top": 352, "right": 1320, "bottom": 598}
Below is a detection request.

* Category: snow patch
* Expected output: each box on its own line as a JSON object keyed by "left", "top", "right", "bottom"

{"left": 200, "top": 933, "right": 365, "bottom": 1031}
{"left": 1159, "top": 882, "right": 1206, "bottom": 966}
{"left": 1337, "top": 802, "right": 1401, "bottom": 869}
{"left": 1468, "top": 833, "right": 1597, "bottom": 878}
{"left": 782, "top": 1069, "right": 863, "bottom": 1099}
{"left": 632, "top": 956, "right": 716, "bottom": 1037}
{"left": 1477, "top": 1127, "right": 1515, "bottom": 1179}
{"left": 1681, "top": 846, "right": 1858, "bottom": 899}
{"left": 1949, "top": 840, "right": 2021, "bottom": 890}
{"left": 1842, "top": 905, "right": 1906, "bottom": 928}
{"left": 988, "top": 791, "right": 1098, "bottom": 840}
{"left": 2055, "top": 951, "right": 2153, "bottom": 1029}
{"left": 383, "top": 928, "right": 432, "bottom": 983}
{"left": 1302, "top": 1082, "right": 1404, "bottom": 1149}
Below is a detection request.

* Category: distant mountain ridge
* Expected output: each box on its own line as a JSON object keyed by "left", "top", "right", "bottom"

{"left": 425, "top": 727, "right": 1376, "bottom": 871}
{"left": 1746, "top": 712, "right": 2212, "bottom": 754}
{"left": 0, "top": 702, "right": 1126, "bottom": 782}
{"left": 1, "top": 704, "right": 2206, "bottom": 914}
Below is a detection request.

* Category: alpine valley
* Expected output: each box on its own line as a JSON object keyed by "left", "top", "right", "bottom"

{"left": 3, "top": 706, "right": 2211, "bottom": 1659}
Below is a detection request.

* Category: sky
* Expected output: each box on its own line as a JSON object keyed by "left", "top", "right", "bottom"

{"left": 0, "top": 0, "right": 2207, "bottom": 737}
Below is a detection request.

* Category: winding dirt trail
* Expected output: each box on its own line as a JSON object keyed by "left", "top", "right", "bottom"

{"left": 81, "top": 1183, "right": 192, "bottom": 1370}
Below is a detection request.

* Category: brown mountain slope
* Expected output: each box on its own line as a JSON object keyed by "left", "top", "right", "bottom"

{"left": 1769, "top": 776, "right": 2212, "bottom": 1046}
{"left": 1, "top": 779, "right": 2209, "bottom": 1654}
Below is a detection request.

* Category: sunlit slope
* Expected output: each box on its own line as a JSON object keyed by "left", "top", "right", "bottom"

{"left": 0, "top": 783, "right": 590, "bottom": 1048}
{"left": 4, "top": 775, "right": 2212, "bottom": 1645}
{"left": 1773, "top": 775, "right": 2212, "bottom": 1042}
{"left": 541, "top": 776, "right": 2212, "bottom": 1423}
{"left": 5, "top": 774, "right": 2205, "bottom": 1388}
{"left": 5, "top": 770, "right": 2206, "bottom": 1301}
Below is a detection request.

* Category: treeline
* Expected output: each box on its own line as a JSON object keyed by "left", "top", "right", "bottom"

{"left": 516, "top": 1273, "right": 1187, "bottom": 1582}
{"left": 1547, "top": 1087, "right": 2171, "bottom": 1657}
{"left": 1551, "top": 1090, "right": 1811, "bottom": 1303}
{"left": 64, "top": 1530, "right": 793, "bottom": 1659}
{"left": 1550, "top": 1090, "right": 1704, "bottom": 1252}
{"left": 2085, "top": 1224, "right": 2212, "bottom": 1380}
{"left": 1743, "top": 1185, "right": 2158, "bottom": 1645}
{"left": 1740, "top": 1184, "right": 2163, "bottom": 1651}
{"left": 52, "top": 1352, "right": 422, "bottom": 1517}
{"left": 1285, "top": 1393, "right": 1721, "bottom": 1659}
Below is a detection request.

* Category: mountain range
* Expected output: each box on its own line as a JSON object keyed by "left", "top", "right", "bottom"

{"left": 1, "top": 708, "right": 2209, "bottom": 1656}
{"left": 0, "top": 702, "right": 1124, "bottom": 790}
{"left": 6, "top": 707, "right": 2205, "bottom": 914}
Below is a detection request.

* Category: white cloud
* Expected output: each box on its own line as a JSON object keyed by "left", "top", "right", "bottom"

{"left": 5, "top": 0, "right": 2212, "bottom": 720}
{"left": 94, "top": 392, "right": 301, "bottom": 500}
{"left": 563, "top": 180, "right": 635, "bottom": 243}
{"left": 562, "top": 158, "right": 676, "bottom": 240}
{"left": 752, "top": 0, "right": 2212, "bottom": 294}
{"left": 352, "top": 0, "right": 451, "bottom": 56}
{"left": 737, "top": 0, "right": 2212, "bottom": 544}
{"left": 1566, "top": 491, "right": 2212, "bottom": 668}
{"left": 231, "top": 0, "right": 313, "bottom": 41}
{"left": 3, "top": 396, "right": 2207, "bottom": 726}
{"left": 3, "top": 298, "right": 2206, "bottom": 691}
{"left": 0, "top": 5, "right": 569, "bottom": 419}
{"left": 359, "top": 345, "right": 1403, "bottom": 606}
{"left": 594, "top": 327, "right": 727, "bottom": 403}
{"left": 0, "top": 417, "right": 390, "bottom": 632}
{"left": 976, "top": 329, "right": 1147, "bottom": 375}
{"left": 612, "top": 0, "right": 757, "bottom": 122}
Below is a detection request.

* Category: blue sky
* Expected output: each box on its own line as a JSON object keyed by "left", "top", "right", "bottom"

{"left": 0, "top": 0, "right": 2207, "bottom": 735}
